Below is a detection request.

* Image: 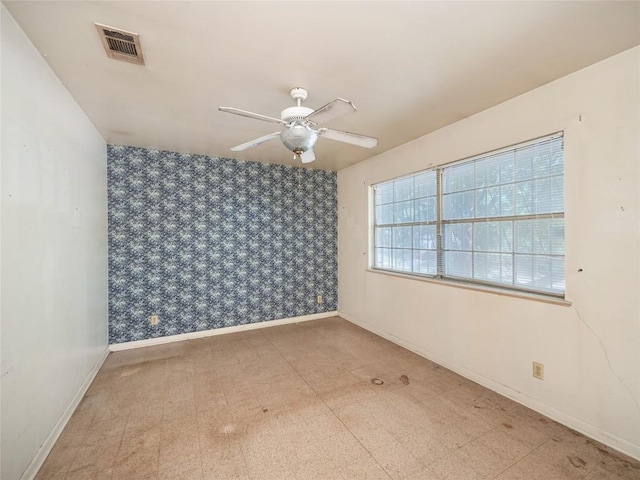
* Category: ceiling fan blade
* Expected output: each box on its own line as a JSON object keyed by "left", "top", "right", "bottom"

{"left": 318, "top": 128, "right": 378, "bottom": 148}
{"left": 299, "top": 149, "right": 316, "bottom": 163}
{"left": 304, "top": 98, "right": 357, "bottom": 124}
{"left": 219, "top": 107, "right": 287, "bottom": 125}
{"left": 230, "top": 131, "right": 282, "bottom": 151}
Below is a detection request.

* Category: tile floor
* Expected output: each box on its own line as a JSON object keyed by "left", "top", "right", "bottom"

{"left": 36, "top": 317, "right": 640, "bottom": 480}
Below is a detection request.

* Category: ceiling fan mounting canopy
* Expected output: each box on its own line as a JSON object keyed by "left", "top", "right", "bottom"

{"left": 219, "top": 87, "right": 378, "bottom": 164}
{"left": 289, "top": 87, "right": 308, "bottom": 103}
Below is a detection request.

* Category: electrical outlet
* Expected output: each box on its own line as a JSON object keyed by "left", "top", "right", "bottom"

{"left": 150, "top": 315, "right": 159, "bottom": 326}
{"left": 317, "top": 294, "right": 323, "bottom": 304}
{"left": 532, "top": 361, "right": 544, "bottom": 380}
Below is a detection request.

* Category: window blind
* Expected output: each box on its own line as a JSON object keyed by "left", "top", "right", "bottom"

{"left": 372, "top": 133, "right": 564, "bottom": 296}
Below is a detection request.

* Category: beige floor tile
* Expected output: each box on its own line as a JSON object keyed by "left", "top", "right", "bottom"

{"left": 425, "top": 452, "right": 485, "bottom": 480}
{"left": 65, "top": 466, "right": 116, "bottom": 480}
{"left": 427, "top": 413, "right": 494, "bottom": 450}
{"left": 66, "top": 443, "right": 119, "bottom": 479}
{"left": 396, "top": 430, "right": 451, "bottom": 468}
{"left": 289, "top": 455, "right": 341, "bottom": 479}
{"left": 114, "top": 420, "right": 161, "bottom": 479}
{"left": 157, "top": 466, "right": 203, "bottom": 479}
{"left": 335, "top": 402, "right": 398, "bottom": 452}
{"left": 453, "top": 436, "right": 519, "bottom": 478}
{"left": 303, "top": 410, "right": 349, "bottom": 440}
{"left": 158, "top": 449, "right": 201, "bottom": 478}
{"left": 332, "top": 453, "right": 393, "bottom": 480}
{"left": 112, "top": 447, "right": 159, "bottom": 480}
{"left": 315, "top": 430, "right": 369, "bottom": 466}
{"left": 319, "top": 380, "right": 378, "bottom": 410}
{"left": 369, "top": 437, "right": 428, "bottom": 480}
{"left": 305, "top": 370, "right": 362, "bottom": 395}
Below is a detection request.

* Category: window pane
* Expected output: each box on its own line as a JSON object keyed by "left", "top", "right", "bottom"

{"left": 474, "top": 221, "right": 512, "bottom": 253}
{"left": 475, "top": 156, "right": 499, "bottom": 188}
{"left": 444, "top": 251, "right": 472, "bottom": 278}
{"left": 444, "top": 223, "right": 472, "bottom": 251}
{"left": 475, "top": 186, "right": 501, "bottom": 218}
{"left": 550, "top": 257, "right": 565, "bottom": 293}
{"left": 496, "top": 151, "right": 515, "bottom": 183}
{"left": 375, "top": 182, "right": 394, "bottom": 204}
{"left": 550, "top": 176, "right": 564, "bottom": 213}
{"left": 413, "top": 250, "right": 437, "bottom": 275}
{"left": 415, "top": 171, "right": 437, "bottom": 198}
{"left": 531, "top": 255, "right": 552, "bottom": 291}
{"left": 551, "top": 144, "right": 564, "bottom": 175}
{"left": 392, "top": 249, "right": 412, "bottom": 272}
{"left": 375, "top": 248, "right": 392, "bottom": 269}
{"left": 499, "top": 253, "right": 514, "bottom": 284}
{"left": 393, "top": 200, "right": 414, "bottom": 223}
{"left": 443, "top": 162, "right": 474, "bottom": 193}
{"left": 532, "top": 220, "right": 551, "bottom": 255}
{"left": 443, "top": 191, "right": 474, "bottom": 220}
{"left": 394, "top": 177, "right": 414, "bottom": 202}
{"left": 415, "top": 197, "right": 437, "bottom": 222}
{"left": 533, "top": 142, "right": 552, "bottom": 178}
{"left": 514, "top": 220, "right": 533, "bottom": 254}
{"left": 515, "top": 219, "right": 564, "bottom": 256}
{"left": 413, "top": 225, "right": 437, "bottom": 249}
{"left": 393, "top": 226, "right": 412, "bottom": 248}
{"left": 515, "top": 181, "right": 534, "bottom": 215}
{"left": 474, "top": 253, "right": 511, "bottom": 283}
{"left": 375, "top": 227, "right": 392, "bottom": 248}
{"left": 475, "top": 188, "right": 488, "bottom": 218}
{"left": 514, "top": 254, "right": 534, "bottom": 287}
{"left": 376, "top": 204, "right": 394, "bottom": 225}
{"left": 550, "top": 218, "right": 564, "bottom": 255}
{"left": 499, "top": 184, "right": 515, "bottom": 216}
{"left": 515, "top": 145, "right": 535, "bottom": 181}
{"left": 535, "top": 177, "right": 553, "bottom": 214}
{"left": 474, "top": 252, "right": 489, "bottom": 281}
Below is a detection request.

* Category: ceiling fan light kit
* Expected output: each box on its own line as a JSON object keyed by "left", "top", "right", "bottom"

{"left": 219, "top": 87, "right": 378, "bottom": 164}
{"left": 280, "top": 124, "right": 318, "bottom": 155}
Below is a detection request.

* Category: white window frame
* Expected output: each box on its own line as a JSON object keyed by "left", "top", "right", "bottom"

{"left": 371, "top": 133, "right": 565, "bottom": 298}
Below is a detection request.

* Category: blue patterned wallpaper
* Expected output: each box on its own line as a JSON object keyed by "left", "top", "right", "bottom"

{"left": 108, "top": 145, "right": 337, "bottom": 344}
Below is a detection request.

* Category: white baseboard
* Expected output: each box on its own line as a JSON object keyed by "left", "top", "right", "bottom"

{"left": 109, "top": 311, "right": 339, "bottom": 351}
{"left": 338, "top": 311, "right": 640, "bottom": 461}
{"left": 20, "top": 346, "right": 110, "bottom": 480}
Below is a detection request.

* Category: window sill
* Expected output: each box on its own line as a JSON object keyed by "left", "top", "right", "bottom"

{"left": 366, "top": 268, "right": 572, "bottom": 306}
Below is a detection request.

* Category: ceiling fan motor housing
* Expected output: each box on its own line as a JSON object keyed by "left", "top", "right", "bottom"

{"left": 280, "top": 106, "right": 313, "bottom": 122}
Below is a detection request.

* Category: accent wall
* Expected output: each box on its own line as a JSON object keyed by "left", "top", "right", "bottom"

{"left": 108, "top": 146, "right": 337, "bottom": 344}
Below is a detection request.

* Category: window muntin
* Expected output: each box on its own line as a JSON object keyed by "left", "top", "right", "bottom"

{"left": 372, "top": 134, "right": 564, "bottom": 296}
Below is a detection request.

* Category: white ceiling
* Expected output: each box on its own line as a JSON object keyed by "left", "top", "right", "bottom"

{"left": 4, "top": 1, "right": 640, "bottom": 171}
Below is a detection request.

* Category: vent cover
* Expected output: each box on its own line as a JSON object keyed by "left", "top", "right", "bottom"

{"left": 95, "top": 23, "right": 144, "bottom": 65}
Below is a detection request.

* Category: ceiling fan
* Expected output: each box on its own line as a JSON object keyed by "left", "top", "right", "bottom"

{"left": 219, "top": 87, "right": 378, "bottom": 164}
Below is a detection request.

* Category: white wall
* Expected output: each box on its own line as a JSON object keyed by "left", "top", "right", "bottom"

{"left": 338, "top": 47, "right": 640, "bottom": 459}
{"left": 1, "top": 7, "right": 109, "bottom": 480}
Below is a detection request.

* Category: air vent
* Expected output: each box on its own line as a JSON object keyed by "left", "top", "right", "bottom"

{"left": 95, "top": 23, "right": 145, "bottom": 65}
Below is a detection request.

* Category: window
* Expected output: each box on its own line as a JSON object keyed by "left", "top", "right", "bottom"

{"left": 372, "top": 133, "right": 564, "bottom": 296}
